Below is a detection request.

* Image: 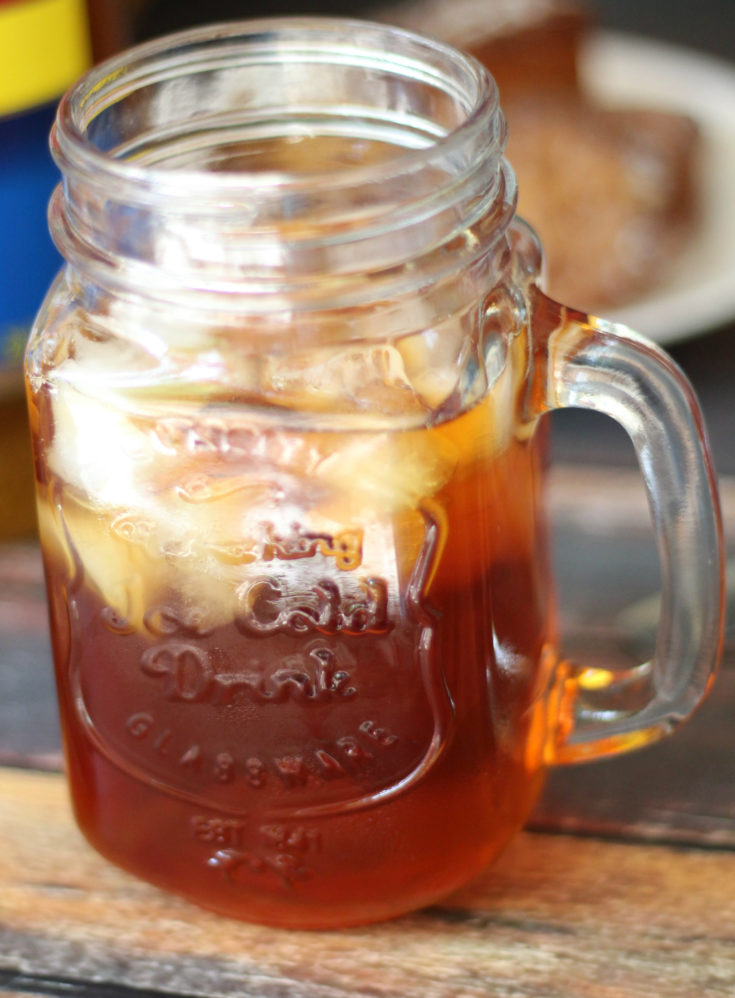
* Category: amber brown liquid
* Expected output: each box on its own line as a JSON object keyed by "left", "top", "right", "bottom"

{"left": 32, "top": 377, "right": 554, "bottom": 928}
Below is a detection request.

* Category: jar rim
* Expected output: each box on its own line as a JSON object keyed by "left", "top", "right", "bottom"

{"left": 48, "top": 16, "right": 516, "bottom": 311}
{"left": 51, "top": 16, "right": 501, "bottom": 202}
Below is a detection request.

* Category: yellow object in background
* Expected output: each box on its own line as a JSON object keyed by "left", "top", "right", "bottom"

{"left": 0, "top": 0, "right": 91, "bottom": 539}
{"left": 0, "top": 0, "right": 91, "bottom": 117}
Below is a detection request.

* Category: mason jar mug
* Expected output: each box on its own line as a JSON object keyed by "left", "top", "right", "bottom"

{"left": 25, "top": 19, "right": 724, "bottom": 928}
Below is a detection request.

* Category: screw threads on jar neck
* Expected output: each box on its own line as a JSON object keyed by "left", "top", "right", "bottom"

{"left": 49, "top": 17, "right": 517, "bottom": 312}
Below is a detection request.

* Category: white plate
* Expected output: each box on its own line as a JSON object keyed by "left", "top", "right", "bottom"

{"left": 579, "top": 31, "right": 735, "bottom": 343}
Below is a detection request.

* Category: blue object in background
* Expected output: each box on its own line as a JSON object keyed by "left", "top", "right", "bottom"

{"left": 0, "top": 102, "right": 61, "bottom": 369}
{"left": 0, "top": 0, "right": 91, "bottom": 373}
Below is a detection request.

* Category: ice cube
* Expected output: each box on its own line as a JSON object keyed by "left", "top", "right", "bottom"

{"left": 396, "top": 315, "right": 469, "bottom": 410}
{"left": 48, "top": 377, "right": 157, "bottom": 507}
{"left": 36, "top": 494, "right": 163, "bottom": 633}
{"left": 313, "top": 427, "right": 457, "bottom": 521}
{"left": 262, "top": 341, "right": 424, "bottom": 417}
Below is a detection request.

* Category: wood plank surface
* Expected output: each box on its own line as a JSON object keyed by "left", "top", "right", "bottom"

{"left": 2, "top": 766, "right": 735, "bottom": 998}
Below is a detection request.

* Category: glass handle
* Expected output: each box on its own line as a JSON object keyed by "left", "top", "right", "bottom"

{"left": 530, "top": 287, "right": 725, "bottom": 764}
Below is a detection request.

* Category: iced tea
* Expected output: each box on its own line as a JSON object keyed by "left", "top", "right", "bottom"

{"left": 28, "top": 309, "right": 554, "bottom": 927}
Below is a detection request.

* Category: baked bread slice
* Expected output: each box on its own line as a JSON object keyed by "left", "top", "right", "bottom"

{"left": 374, "top": 0, "right": 699, "bottom": 312}
{"left": 506, "top": 96, "right": 698, "bottom": 311}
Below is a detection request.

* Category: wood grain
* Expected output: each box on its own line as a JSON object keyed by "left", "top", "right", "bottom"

{"left": 1, "top": 767, "right": 735, "bottom": 998}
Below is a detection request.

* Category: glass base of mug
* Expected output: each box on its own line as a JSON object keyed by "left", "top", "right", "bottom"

{"left": 62, "top": 732, "right": 546, "bottom": 929}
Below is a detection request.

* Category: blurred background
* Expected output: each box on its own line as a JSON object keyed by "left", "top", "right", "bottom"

{"left": 2, "top": 0, "right": 734, "bottom": 541}
{"left": 130, "top": 0, "right": 735, "bottom": 57}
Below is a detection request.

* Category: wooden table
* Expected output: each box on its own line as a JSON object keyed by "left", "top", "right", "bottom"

{"left": 2, "top": 464, "right": 734, "bottom": 998}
